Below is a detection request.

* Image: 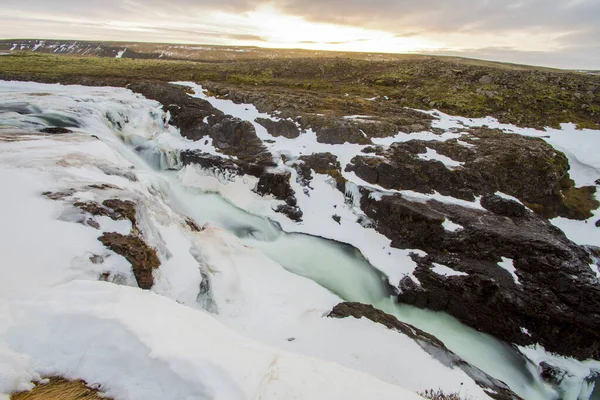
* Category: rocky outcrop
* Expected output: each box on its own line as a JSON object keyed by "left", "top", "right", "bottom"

{"left": 180, "top": 151, "right": 302, "bottom": 221}
{"left": 255, "top": 117, "right": 300, "bottom": 138}
{"left": 360, "top": 190, "right": 600, "bottom": 360}
{"left": 347, "top": 128, "right": 599, "bottom": 219}
{"left": 98, "top": 232, "right": 160, "bottom": 290}
{"left": 329, "top": 302, "right": 522, "bottom": 400}
{"left": 295, "top": 152, "right": 346, "bottom": 191}
{"left": 129, "top": 82, "right": 273, "bottom": 165}
{"left": 310, "top": 118, "right": 371, "bottom": 145}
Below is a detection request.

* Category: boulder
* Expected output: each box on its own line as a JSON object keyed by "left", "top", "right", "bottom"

{"left": 255, "top": 117, "right": 300, "bottom": 138}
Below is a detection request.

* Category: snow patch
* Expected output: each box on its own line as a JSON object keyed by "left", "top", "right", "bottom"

{"left": 418, "top": 147, "right": 465, "bottom": 169}
{"left": 432, "top": 263, "right": 468, "bottom": 277}
{"left": 442, "top": 219, "right": 464, "bottom": 232}
{"left": 498, "top": 257, "right": 520, "bottom": 284}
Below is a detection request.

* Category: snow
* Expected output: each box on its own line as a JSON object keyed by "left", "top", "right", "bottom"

{"left": 31, "top": 41, "right": 44, "bottom": 52}
{"left": 418, "top": 147, "right": 465, "bottom": 169}
{"left": 6, "top": 281, "right": 424, "bottom": 400}
{"left": 372, "top": 130, "right": 465, "bottom": 146}
{"left": 115, "top": 49, "right": 127, "bottom": 59}
{"left": 442, "top": 219, "right": 464, "bottom": 232}
{"left": 432, "top": 263, "right": 468, "bottom": 277}
{"left": 495, "top": 191, "right": 525, "bottom": 205}
{"left": 498, "top": 257, "right": 520, "bottom": 284}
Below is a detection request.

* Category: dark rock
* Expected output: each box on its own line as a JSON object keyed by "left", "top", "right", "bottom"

{"left": 539, "top": 361, "right": 569, "bottom": 386}
{"left": 596, "top": 219, "right": 600, "bottom": 228}
{"left": 296, "top": 153, "right": 346, "bottom": 192}
{"left": 312, "top": 119, "right": 371, "bottom": 145}
{"left": 98, "top": 232, "right": 160, "bottom": 290}
{"left": 102, "top": 199, "right": 137, "bottom": 227}
{"left": 74, "top": 199, "right": 137, "bottom": 229}
{"left": 129, "top": 82, "right": 273, "bottom": 164}
{"left": 185, "top": 217, "right": 202, "bottom": 232}
{"left": 256, "top": 170, "right": 294, "bottom": 200}
{"left": 275, "top": 204, "right": 303, "bottom": 222}
{"left": 129, "top": 82, "right": 216, "bottom": 142}
{"left": 332, "top": 215, "right": 341, "bottom": 224}
{"left": 329, "top": 302, "right": 522, "bottom": 400}
{"left": 360, "top": 190, "right": 600, "bottom": 360}
{"left": 596, "top": 179, "right": 600, "bottom": 185}
{"left": 88, "top": 183, "right": 121, "bottom": 190}
{"left": 255, "top": 117, "right": 300, "bottom": 138}
{"left": 347, "top": 129, "right": 599, "bottom": 219}
{"left": 84, "top": 219, "right": 100, "bottom": 230}
{"left": 180, "top": 151, "right": 240, "bottom": 176}
{"left": 89, "top": 255, "right": 104, "bottom": 264}
{"left": 40, "top": 127, "right": 72, "bottom": 134}
{"left": 481, "top": 194, "right": 528, "bottom": 218}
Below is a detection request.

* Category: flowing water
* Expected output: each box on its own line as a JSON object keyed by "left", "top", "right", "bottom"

{"left": 1, "top": 83, "right": 595, "bottom": 400}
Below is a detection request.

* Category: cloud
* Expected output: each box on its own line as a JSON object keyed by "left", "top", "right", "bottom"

{"left": 0, "top": 0, "right": 599, "bottom": 68}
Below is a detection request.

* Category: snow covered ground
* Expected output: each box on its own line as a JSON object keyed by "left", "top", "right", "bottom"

{"left": 1, "top": 80, "right": 600, "bottom": 400}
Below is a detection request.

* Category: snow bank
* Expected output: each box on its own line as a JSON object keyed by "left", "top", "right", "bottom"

{"left": 7, "top": 281, "right": 424, "bottom": 400}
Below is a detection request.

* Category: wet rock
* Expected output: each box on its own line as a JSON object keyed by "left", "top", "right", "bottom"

{"left": 209, "top": 118, "right": 272, "bottom": 164}
{"left": 480, "top": 194, "right": 528, "bottom": 218}
{"left": 539, "top": 361, "right": 569, "bottom": 386}
{"left": 255, "top": 117, "right": 300, "bottom": 138}
{"left": 98, "top": 232, "right": 160, "bottom": 290}
{"left": 329, "top": 302, "right": 521, "bottom": 400}
{"left": 180, "top": 151, "right": 240, "bottom": 176}
{"left": 40, "top": 127, "right": 72, "bottom": 134}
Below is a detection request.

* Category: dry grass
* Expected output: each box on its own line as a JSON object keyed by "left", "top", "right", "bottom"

{"left": 11, "top": 377, "right": 108, "bottom": 400}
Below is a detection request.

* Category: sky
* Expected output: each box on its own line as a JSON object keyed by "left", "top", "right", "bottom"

{"left": 1, "top": 0, "right": 599, "bottom": 69}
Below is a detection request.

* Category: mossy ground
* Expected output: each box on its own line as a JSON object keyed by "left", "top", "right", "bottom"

{"left": 1, "top": 51, "right": 599, "bottom": 130}
{"left": 11, "top": 378, "right": 107, "bottom": 400}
